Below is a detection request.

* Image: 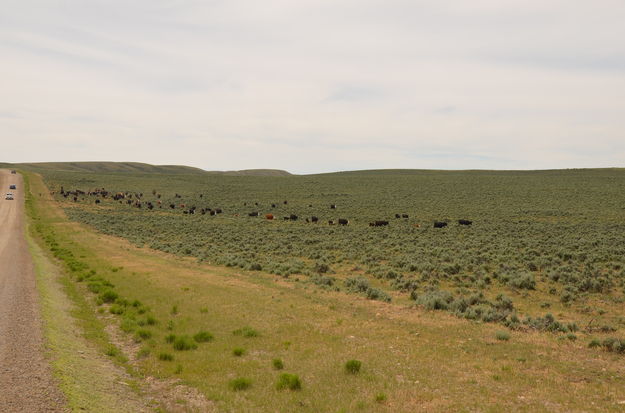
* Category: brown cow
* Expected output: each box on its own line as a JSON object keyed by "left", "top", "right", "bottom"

{"left": 265, "top": 213, "right": 274, "bottom": 220}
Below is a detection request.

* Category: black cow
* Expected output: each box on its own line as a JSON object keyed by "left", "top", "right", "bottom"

{"left": 271, "top": 203, "right": 276, "bottom": 208}
{"left": 402, "top": 214, "right": 409, "bottom": 218}
{"left": 210, "top": 210, "right": 216, "bottom": 216}
{"left": 338, "top": 218, "right": 349, "bottom": 225}
{"left": 95, "top": 199, "right": 101, "bottom": 204}
{"left": 328, "top": 220, "right": 335, "bottom": 225}
{"left": 395, "top": 214, "right": 401, "bottom": 219}
{"left": 311, "top": 216, "right": 318, "bottom": 223}
{"left": 249, "top": 212, "right": 259, "bottom": 217}
{"left": 215, "top": 208, "right": 223, "bottom": 214}
{"left": 370, "top": 220, "right": 389, "bottom": 227}
{"left": 284, "top": 200, "right": 288, "bottom": 205}
{"left": 289, "top": 214, "right": 298, "bottom": 221}
{"left": 458, "top": 219, "right": 472, "bottom": 225}
{"left": 434, "top": 221, "right": 448, "bottom": 228}
{"left": 169, "top": 203, "right": 175, "bottom": 209}
{"left": 283, "top": 216, "right": 290, "bottom": 220}
{"left": 330, "top": 204, "right": 336, "bottom": 209}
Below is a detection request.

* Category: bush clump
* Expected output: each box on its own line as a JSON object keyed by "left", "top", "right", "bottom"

{"left": 229, "top": 377, "right": 252, "bottom": 391}
{"left": 272, "top": 358, "right": 284, "bottom": 370}
{"left": 99, "top": 289, "right": 119, "bottom": 303}
{"left": 345, "top": 359, "right": 362, "bottom": 374}
{"left": 495, "top": 331, "right": 510, "bottom": 341}
{"left": 276, "top": 373, "right": 302, "bottom": 390}
{"left": 173, "top": 335, "right": 197, "bottom": 351}
{"left": 193, "top": 331, "right": 214, "bottom": 343}
{"left": 232, "top": 347, "right": 245, "bottom": 357}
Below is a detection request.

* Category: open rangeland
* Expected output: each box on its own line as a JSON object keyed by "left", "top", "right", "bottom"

{"left": 6, "top": 163, "right": 623, "bottom": 412}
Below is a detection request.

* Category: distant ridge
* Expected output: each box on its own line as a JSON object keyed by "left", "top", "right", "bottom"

{"left": 0, "top": 161, "right": 291, "bottom": 176}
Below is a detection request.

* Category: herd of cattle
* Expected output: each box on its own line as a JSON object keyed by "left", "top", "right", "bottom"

{"left": 56, "top": 186, "right": 473, "bottom": 228}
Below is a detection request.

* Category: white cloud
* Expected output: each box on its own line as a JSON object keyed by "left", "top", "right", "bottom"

{"left": 1, "top": 0, "right": 624, "bottom": 173}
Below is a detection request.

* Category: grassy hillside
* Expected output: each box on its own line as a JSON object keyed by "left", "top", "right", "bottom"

{"left": 0, "top": 161, "right": 291, "bottom": 176}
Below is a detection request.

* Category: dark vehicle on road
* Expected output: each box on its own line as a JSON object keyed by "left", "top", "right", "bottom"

{"left": 10, "top": 170, "right": 16, "bottom": 174}
{"left": 9, "top": 185, "right": 16, "bottom": 190}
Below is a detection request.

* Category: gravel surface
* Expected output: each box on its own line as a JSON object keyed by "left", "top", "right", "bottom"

{"left": 0, "top": 169, "right": 66, "bottom": 412}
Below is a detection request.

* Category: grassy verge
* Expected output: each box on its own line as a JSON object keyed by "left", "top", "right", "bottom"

{"left": 24, "top": 171, "right": 625, "bottom": 412}
{"left": 23, "top": 172, "right": 149, "bottom": 412}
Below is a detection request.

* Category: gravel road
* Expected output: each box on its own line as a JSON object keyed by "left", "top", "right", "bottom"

{"left": 0, "top": 169, "right": 66, "bottom": 412}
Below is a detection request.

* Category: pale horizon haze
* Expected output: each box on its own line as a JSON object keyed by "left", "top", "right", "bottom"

{"left": 2, "top": 1, "right": 625, "bottom": 174}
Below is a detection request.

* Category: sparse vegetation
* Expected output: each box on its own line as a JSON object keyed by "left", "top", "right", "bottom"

{"left": 272, "top": 358, "right": 284, "bottom": 370}
{"left": 496, "top": 331, "right": 511, "bottom": 341}
{"left": 21, "top": 166, "right": 625, "bottom": 413}
{"left": 229, "top": 377, "right": 252, "bottom": 391}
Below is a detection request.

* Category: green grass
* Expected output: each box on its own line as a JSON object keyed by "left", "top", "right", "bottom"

{"left": 193, "top": 331, "right": 214, "bottom": 343}
{"left": 345, "top": 359, "right": 362, "bottom": 374}
{"left": 276, "top": 373, "right": 302, "bottom": 391}
{"left": 229, "top": 377, "right": 252, "bottom": 391}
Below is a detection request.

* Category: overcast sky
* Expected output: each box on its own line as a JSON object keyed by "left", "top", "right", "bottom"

{"left": 2, "top": 1, "right": 625, "bottom": 173}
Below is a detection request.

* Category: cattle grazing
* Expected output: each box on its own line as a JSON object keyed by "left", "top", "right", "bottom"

{"left": 215, "top": 208, "right": 223, "bottom": 214}
{"left": 199, "top": 194, "right": 203, "bottom": 198}
{"left": 338, "top": 218, "right": 349, "bottom": 225}
{"left": 95, "top": 199, "right": 101, "bottom": 204}
{"left": 243, "top": 202, "right": 247, "bottom": 206}
{"left": 271, "top": 203, "right": 276, "bottom": 208}
{"left": 305, "top": 218, "right": 309, "bottom": 223}
{"left": 179, "top": 204, "right": 186, "bottom": 208}
{"left": 311, "top": 216, "right": 318, "bottom": 223}
{"left": 73, "top": 196, "right": 78, "bottom": 202}
{"left": 395, "top": 213, "right": 401, "bottom": 219}
{"left": 328, "top": 220, "right": 335, "bottom": 225}
{"left": 308, "top": 204, "right": 313, "bottom": 207}
{"left": 458, "top": 219, "right": 473, "bottom": 225}
{"left": 289, "top": 214, "right": 298, "bottom": 221}
{"left": 370, "top": 220, "right": 389, "bottom": 227}
{"left": 330, "top": 204, "right": 336, "bottom": 209}
{"left": 283, "top": 200, "right": 288, "bottom": 205}
{"left": 265, "top": 214, "right": 274, "bottom": 220}
{"left": 170, "top": 203, "right": 175, "bottom": 209}
{"left": 434, "top": 221, "right": 448, "bottom": 228}
{"left": 283, "top": 216, "right": 290, "bottom": 220}
{"left": 402, "top": 214, "right": 409, "bottom": 218}
{"left": 413, "top": 224, "right": 421, "bottom": 228}
{"left": 210, "top": 210, "right": 217, "bottom": 216}
{"left": 248, "top": 212, "right": 259, "bottom": 217}
{"left": 255, "top": 202, "right": 259, "bottom": 206}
